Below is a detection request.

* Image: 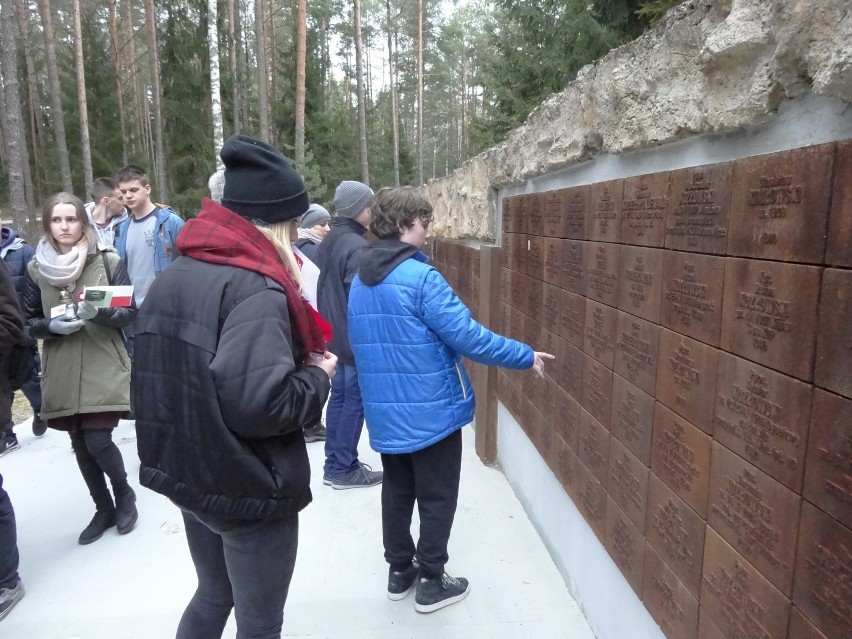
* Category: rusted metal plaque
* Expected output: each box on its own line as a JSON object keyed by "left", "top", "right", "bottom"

{"left": 618, "top": 245, "right": 664, "bottom": 323}
{"left": 803, "top": 389, "right": 852, "bottom": 529}
{"left": 727, "top": 143, "right": 833, "bottom": 263}
{"left": 792, "top": 501, "right": 852, "bottom": 639}
{"left": 651, "top": 402, "right": 712, "bottom": 518}
{"left": 582, "top": 354, "right": 613, "bottom": 429}
{"left": 499, "top": 267, "right": 512, "bottom": 306}
{"left": 788, "top": 607, "right": 830, "bottom": 639}
{"left": 643, "top": 543, "right": 700, "bottom": 639}
{"left": 555, "top": 337, "right": 584, "bottom": 399}
{"left": 584, "top": 300, "right": 618, "bottom": 369}
{"left": 579, "top": 408, "right": 610, "bottom": 488}
{"left": 588, "top": 179, "right": 623, "bottom": 243}
{"left": 543, "top": 238, "right": 563, "bottom": 286}
{"left": 827, "top": 140, "right": 852, "bottom": 267}
{"left": 655, "top": 328, "right": 720, "bottom": 435}
{"left": 562, "top": 185, "right": 590, "bottom": 240}
{"left": 542, "top": 282, "right": 562, "bottom": 335}
{"left": 815, "top": 268, "right": 852, "bottom": 399}
{"left": 527, "top": 192, "right": 545, "bottom": 237}
{"left": 697, "top": 607, "right": 727, "bottom": 639}
{"left": 552, "top": 432, "right": 579, "bottom": 501}
{"left": 561, "top": 239, "right": 587, "bottom": 295}
{"left": 621, "top": 172, "right": 671, "bottom": 247}
{"left": 608, "top": 436, "right": 649, "bottom": 529}
{"left": 605, "top": 497, "right": 645, "bottom": 596}
{"left": 661, "top": 251, "right": 725, "bottom": 347}
{"left": 714, "top": 353, "right": 813, "bottom": 492}
{"left": 554, "top": 384, "right": 582, "bottom": 455}
{"left": 558, "top": 288, "right": 585, "bottom": 349}
{"left": 708, "top": 442, "right": 801, "bottom": 596}
{"left": 614, "top": 311, "right": 660, "bottom": 396}
{"left": 503, "top": 232, "right": 527, "bottom": 274}
{"left": 611, "top": 373, "right": 655, "bottom": 466}
{"left": 646, "top": 473, "right": 706, "bottom": 599}
{"left": 523, "top": 317, "right": 542, "bottom": 356}
{"left": 701, "top": 527, "right": 791, "bottom": 639}
{"left": 526, "top": 235, "right": 544, "bottom": 281}
{"left": 577, "top": 458, "right": 607, "bottom": 543}
{"left": 721, "top": 258, "right": 821, "bottom": 382}
{"left": 665, "top": 162, "right": 733, "bottom": 254}
{"left": 525, "top": 278, "right": 544, "bottom": 325}
{"left": 585, "top": 241, "right": 620, "bottom": 307}
{"left": 542, "top": 189, "right": 566, "bottom": 238}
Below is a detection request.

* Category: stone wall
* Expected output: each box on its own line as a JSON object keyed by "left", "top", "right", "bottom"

{"left": 424, "top": 0, "right": 852, "bottom": 240}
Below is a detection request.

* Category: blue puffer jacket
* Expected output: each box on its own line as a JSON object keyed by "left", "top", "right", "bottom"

{"left": 349, "top": 240, "right": 534, "bottom": 454}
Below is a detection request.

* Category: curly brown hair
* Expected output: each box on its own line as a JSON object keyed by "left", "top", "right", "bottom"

{"left": 369, "top": 187, "right": 433, "bottom": 240}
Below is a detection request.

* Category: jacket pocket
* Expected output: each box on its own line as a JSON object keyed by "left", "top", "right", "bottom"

{"left": 455, "top": 362, "right": 467, "bottom": 400}
{"left": 111, "top": 340, "right": 129, "bottom": 372}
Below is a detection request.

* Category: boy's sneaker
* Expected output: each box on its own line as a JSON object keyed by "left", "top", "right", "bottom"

{"left": 0, "top": 580, "right": 25, "bottom": 621}
{"left": 32, "top": 415, "right": 48, "bottom": 437}
{"left": 330, "top": 463, "right": 382, "bottom": 490}
{"left": 0, "top": 433, "right": 20, "bottom": 458}
{"left": 388, "top": 561, "right": 419, "bottom": 600}
{"left": 414, "top": 572, "right": 470, "bottom": 613}
{"left": 322, "top": 472, "right": 332, "bottom": 486}
{"left": 303, "top": 422, "right": 327, "bottom": 442}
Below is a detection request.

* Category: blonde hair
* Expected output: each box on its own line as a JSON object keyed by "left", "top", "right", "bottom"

{"left": 254, "top": 219, "right": 305, "bottom": 293}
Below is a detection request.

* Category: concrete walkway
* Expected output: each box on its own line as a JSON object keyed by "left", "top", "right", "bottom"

{"left": 1, "top": 419, "right": 596, "bottom": 638}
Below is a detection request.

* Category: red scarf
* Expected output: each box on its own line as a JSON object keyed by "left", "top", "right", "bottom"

{"left": 176, "top": 199, "right": 332, "bottom": 358}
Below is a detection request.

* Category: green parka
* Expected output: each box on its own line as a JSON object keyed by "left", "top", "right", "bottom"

{"left": 22, "top": 249, "right": 135, "bottom": 420}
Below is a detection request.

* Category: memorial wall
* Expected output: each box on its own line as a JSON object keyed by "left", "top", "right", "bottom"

{"left": 429, "top": 140, "right": 850, "bottom": 639}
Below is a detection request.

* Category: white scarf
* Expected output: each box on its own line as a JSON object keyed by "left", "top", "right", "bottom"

{"left": 34, "top": 237, "right": 95, "bottom": 289}
{"left": 297, "top": 227, "right": 324, "bottom": 246}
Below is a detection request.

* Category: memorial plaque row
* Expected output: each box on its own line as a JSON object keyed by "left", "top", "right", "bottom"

{"left": 431, "top": 142, "right": 851, "bottom": 639}
{"left": 502, "top": 141, "right": 850, "bottom": 267}
{"left": 500, "top": 238, "right": 850, "bottom": 390}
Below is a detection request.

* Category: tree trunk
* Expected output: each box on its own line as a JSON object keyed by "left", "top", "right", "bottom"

{"left": 417, "top": 0, "right": 424, "bottom": 186}
{"left": 227, "top": 0, "right": 240, "bottom": 133}
{"left": 15, "top": 0, "right": 45, "bottom": 199}
{"left": 107, "top": 0, "right": 129, "bottom": 165}
{"left": 385, "top": 0, "right": 399, "bottom": 186}
{"left": 122, "top": 0, "right": 144, "bottom": 161}
{"left": 294, "top": 0, "right": 306, "bottom": 167}
{"left": 208, "top": 0, "right": 224, "bottom": 168}
{"left": 353, "top": 0, "right": 369, "bottom": 184}
{"left": 72, "top": 0, "right": 93, "bottom": 190}
{"left": 266, "top": 0, "right": 275, "bottom": 144}
{"left": 36, "top": 0, "right": 74, "bottom": 193}
{"left": 254, "top": 0, "right": 269, "bottom": 141}
{"left": 144, "top": 0, "right": 168, "bottom": 199}
{"left": 0, "top": 0, "right": 32, "bottom": 236}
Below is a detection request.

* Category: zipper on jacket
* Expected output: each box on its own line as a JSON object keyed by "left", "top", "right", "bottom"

{"left": 112, "top": 341, "right": 129, "bottom": 372}
{"left": 455, "top": 363, "right": 467, "bottom": 399}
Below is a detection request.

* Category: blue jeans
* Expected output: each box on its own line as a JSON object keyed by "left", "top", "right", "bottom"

{"left": 323, "top": 363, "right": 365, "bottom": 477}
{"left": 0, "top": 472, "right": 20, "bottom": 589}
{"left": 176, "top": 510, "right": 299, "bottom": 639}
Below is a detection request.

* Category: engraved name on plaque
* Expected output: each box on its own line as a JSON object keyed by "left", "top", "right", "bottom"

{"left": 665, "top": 163, "right": 733, "bottom": 254}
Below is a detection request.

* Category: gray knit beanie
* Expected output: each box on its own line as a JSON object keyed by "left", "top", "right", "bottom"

{"left": 333, "top": 181, "right": 373, "bottom": 218}
{"left": 300, "top": 204, "right": 331, "bottom": 229}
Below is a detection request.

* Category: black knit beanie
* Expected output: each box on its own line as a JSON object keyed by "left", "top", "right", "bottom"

{"left": 220, "top": 134, "right": 309, "bottom": 224}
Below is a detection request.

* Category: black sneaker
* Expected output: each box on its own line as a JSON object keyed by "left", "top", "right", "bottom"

{"left": 0, "top": 433, "right": 20, "bottom": 458}
{"left": 0, "top": 580, "right": 25, "bottom": 621}
{"left": 388, "top": 561, "right": 419, "bottom": 600}
{"left": 304, "top": 422, "right": 327, "bottom": 442}
{"left": 330, "top": 463, "right": 382, "bottom": 490}
{"left": 32, "top": 415, "right": 48, "bottom": 437}
{"left": 414, "top": 572, "right": 470, "bottom": 613}
{"left": 78, "top": 509, "right": 117, "bottom": 545}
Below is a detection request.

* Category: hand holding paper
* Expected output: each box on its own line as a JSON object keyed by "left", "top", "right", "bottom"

{"left": 76, "top": 301, "right": 99, "bottom": 320}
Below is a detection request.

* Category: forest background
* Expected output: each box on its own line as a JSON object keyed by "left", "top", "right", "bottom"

{"left": 0, "top": 0, "right": 679, "bottom": 238}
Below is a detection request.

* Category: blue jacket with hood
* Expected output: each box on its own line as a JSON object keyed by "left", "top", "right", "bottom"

{"left": 348, "top": 240, "right": 533, "bottom": 454}
{"left": 115, "top": 205, "right": 184, "bottom": 274}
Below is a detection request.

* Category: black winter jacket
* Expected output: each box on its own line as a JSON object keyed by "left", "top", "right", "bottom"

{"left": 133, "top": 257, "right": 331, "bottom": 520}
{"left": 315, "top": 217, "right": 367, "bottom": 365}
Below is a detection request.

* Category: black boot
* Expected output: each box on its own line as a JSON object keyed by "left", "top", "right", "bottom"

{"left": 114, "top": 485, "right": 138, "bottom": 535}
{"left": 78, "top": 508, "right": 116, "bottom": 545}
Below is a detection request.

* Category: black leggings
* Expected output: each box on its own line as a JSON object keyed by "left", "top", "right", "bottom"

{"left": 68, "top": 427, "right": 129, "bottom": 510}
{"left": 177, "top": 510, "right": 299, "bottom": 639}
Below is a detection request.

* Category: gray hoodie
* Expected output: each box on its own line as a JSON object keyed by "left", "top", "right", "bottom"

{"left": 84, "top": 201, "right": 128, "bottom": 248}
